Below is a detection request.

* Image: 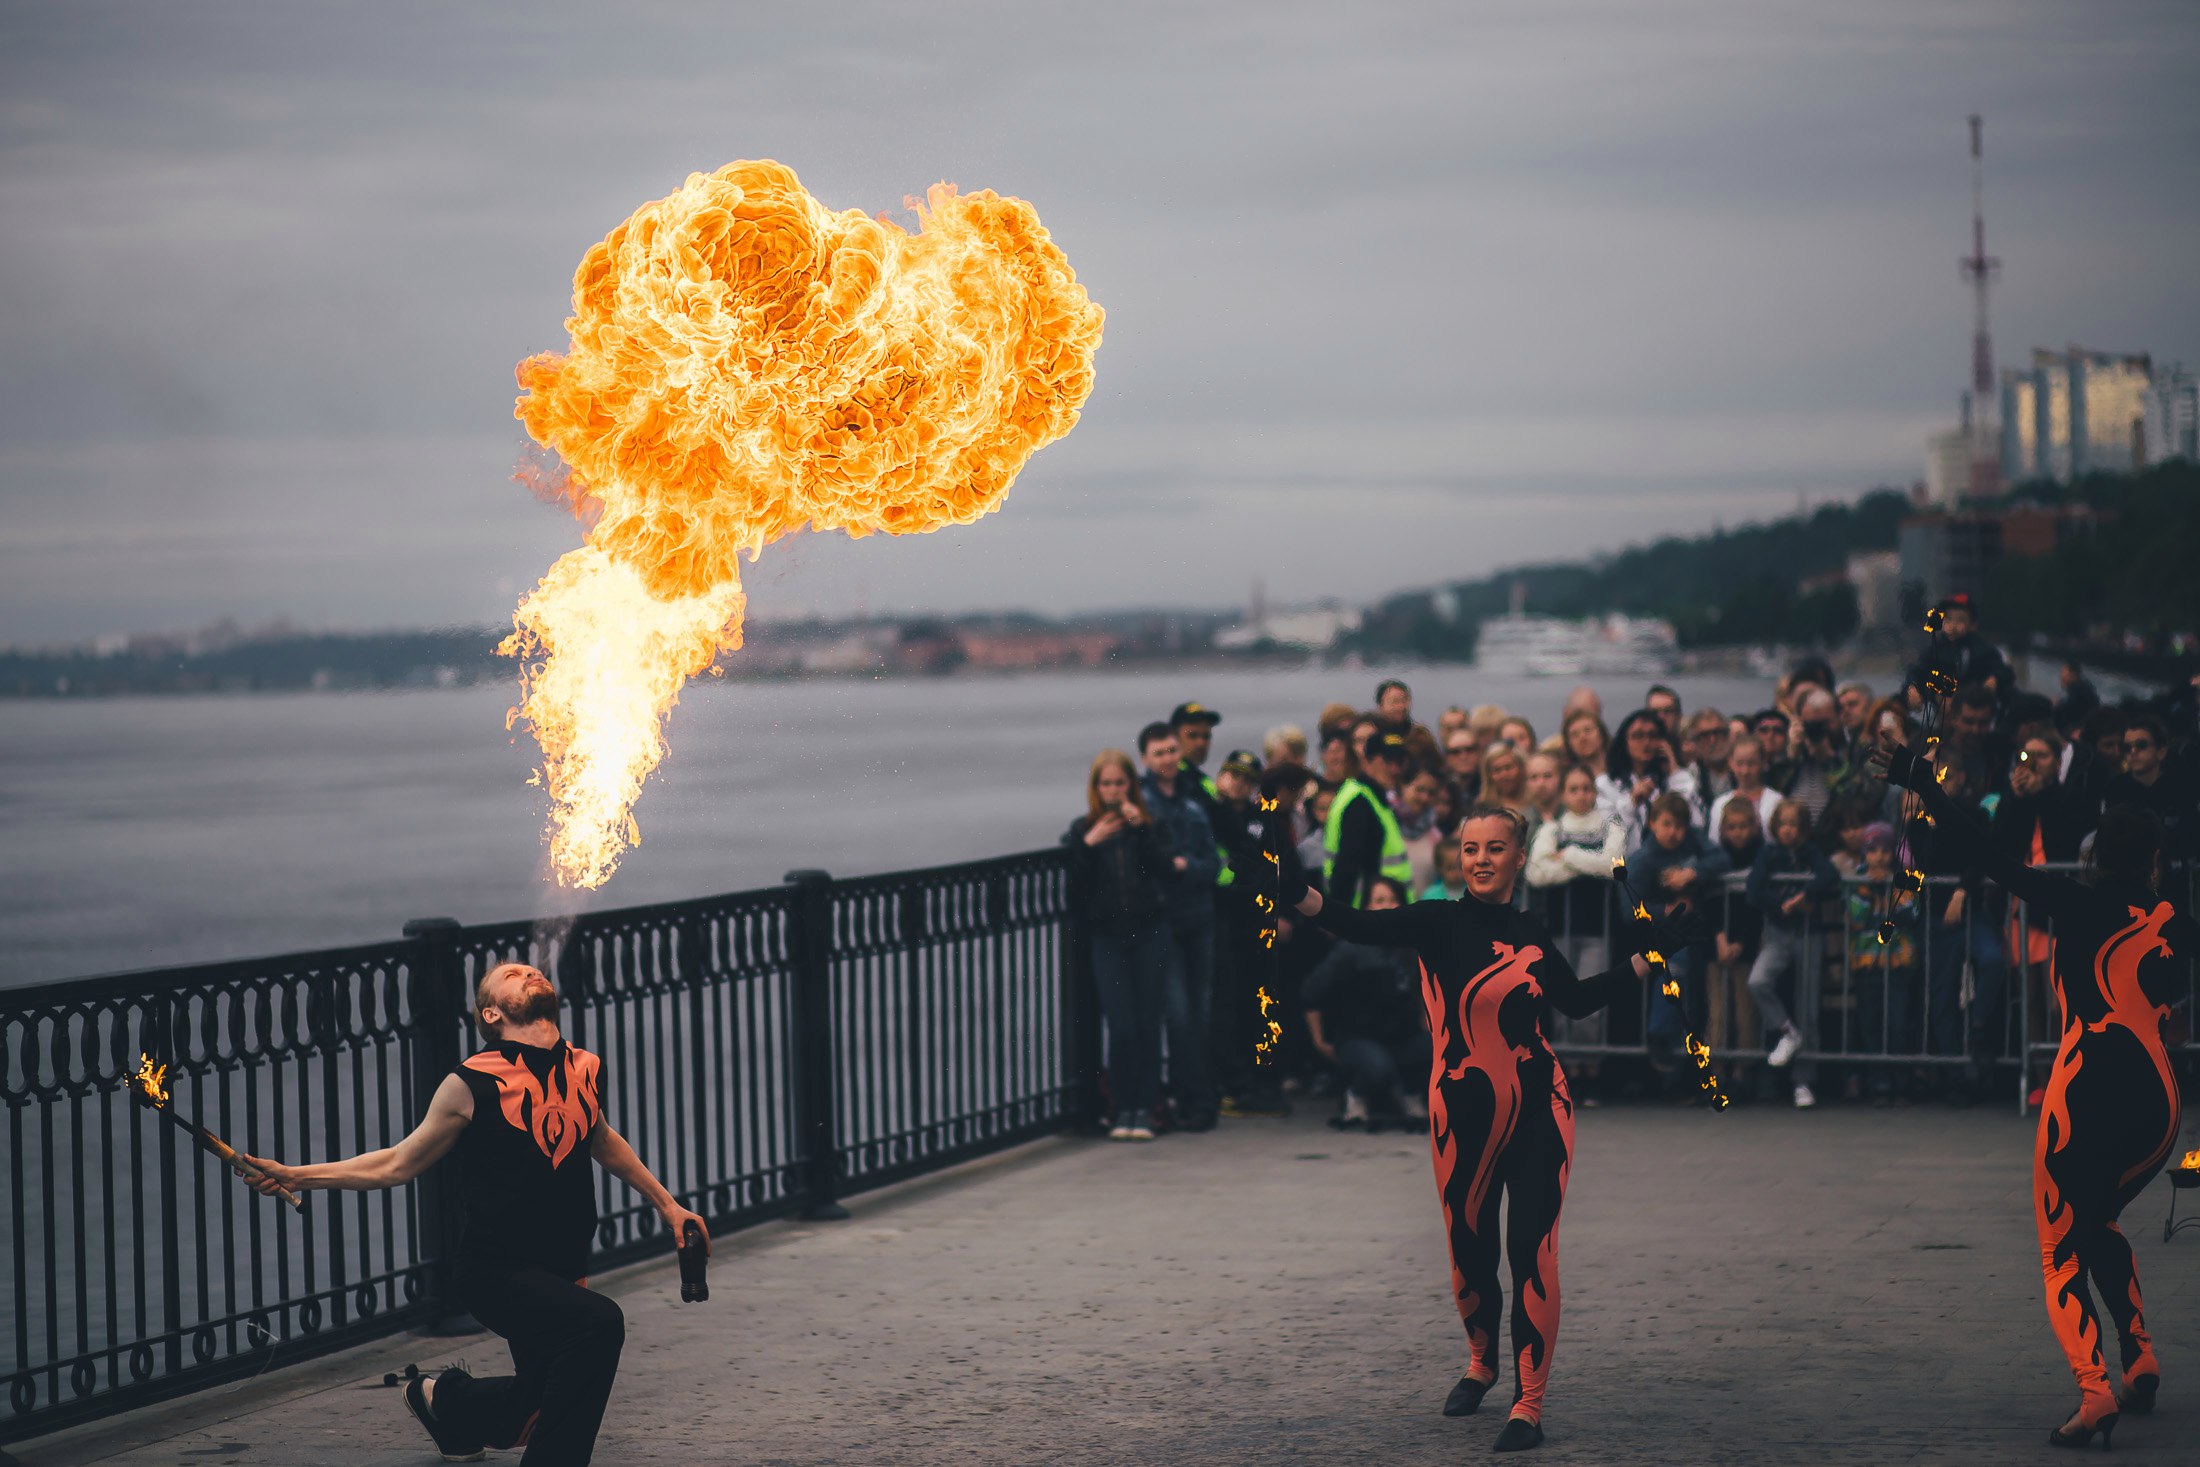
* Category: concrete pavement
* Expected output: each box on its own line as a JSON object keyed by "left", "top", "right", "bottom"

{"left": 18, "top": 1099, "right": 2200, "bottom": 1465}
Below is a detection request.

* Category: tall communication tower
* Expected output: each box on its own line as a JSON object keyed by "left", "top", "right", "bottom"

{"left": 1958, "top": 114, "right": 2001, "bottom": 497}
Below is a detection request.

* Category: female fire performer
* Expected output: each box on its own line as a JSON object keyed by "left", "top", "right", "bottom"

{"left": 1286, "top": 803, "right": 1655, "bottom": 1452}
{"left": 1875, "top": 739, "right": 2195, "bottom": 1450}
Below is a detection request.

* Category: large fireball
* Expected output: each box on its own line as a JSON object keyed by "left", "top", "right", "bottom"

{"left": 503, "top": 161, "right": 1104, "bottom": 888}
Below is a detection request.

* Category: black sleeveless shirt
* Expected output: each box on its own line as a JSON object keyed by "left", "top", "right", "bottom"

{"left": 454, "top": 1038, "right": 604, "bottom": 1279}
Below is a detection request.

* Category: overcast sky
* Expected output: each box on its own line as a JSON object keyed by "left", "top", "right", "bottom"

{"left": 3, "top": 1, "right": 2196, "bottom": 643}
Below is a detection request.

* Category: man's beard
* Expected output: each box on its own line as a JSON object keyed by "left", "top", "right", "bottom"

{"left": 504, "top": 984, "right": 560, "bottom": 1027}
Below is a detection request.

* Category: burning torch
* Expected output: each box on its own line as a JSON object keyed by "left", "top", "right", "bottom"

{"left": 127, "top": 1053, "right": 305, "bottom": 1210}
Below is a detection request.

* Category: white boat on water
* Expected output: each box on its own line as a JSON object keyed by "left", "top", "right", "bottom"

{"left": 1472, "top": 613, "right": 1677, "bottom": 677}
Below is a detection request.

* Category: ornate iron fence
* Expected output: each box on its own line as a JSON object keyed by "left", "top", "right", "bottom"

{"left": 1, "top": 849, "right": 1089, "bottom": 1443}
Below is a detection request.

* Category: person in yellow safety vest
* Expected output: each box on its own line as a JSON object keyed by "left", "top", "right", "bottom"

{"left": 1325, "top": 731, "right": 1417, "bottom": 906}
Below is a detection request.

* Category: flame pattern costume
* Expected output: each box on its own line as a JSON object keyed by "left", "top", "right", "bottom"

{"left": 1311, "top": 896, "right": 1637, "bottom": 1427}
{"left": 1897, "top": 751, "right": 2195, "bottom": 1420}
{"left": 433, "top": 1038, "right": 625, "bottom": 1465}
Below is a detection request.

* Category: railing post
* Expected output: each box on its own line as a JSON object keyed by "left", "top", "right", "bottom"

{"left": 783, "top": 871, "right": 850, "bottom": 1222}
{"left": 153, "top": 995, "right": 185, "bottom": 1378}
{"left": 401, "top": 918, "right": 473, "bottom": 1332}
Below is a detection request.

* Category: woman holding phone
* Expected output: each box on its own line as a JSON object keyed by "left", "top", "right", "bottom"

{"left": 1063, "top": 750, "right": 1173, "bottom": 1141}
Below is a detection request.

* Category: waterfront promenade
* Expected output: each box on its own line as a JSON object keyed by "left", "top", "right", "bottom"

{"left": 17, "top": 1104, "right": 2197, "bottom": 1466}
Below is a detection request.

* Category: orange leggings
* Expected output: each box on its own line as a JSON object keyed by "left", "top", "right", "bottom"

{"left": 1432, "top": 1067, "right": 1572, "bottom": 1424}
{"left": 2034, "top": 1024, "right": 2177, "bottom": 1411}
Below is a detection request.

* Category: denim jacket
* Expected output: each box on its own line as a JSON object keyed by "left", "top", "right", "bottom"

{"left": 1141, "top": 770, "right": 1220, "bottom": 927}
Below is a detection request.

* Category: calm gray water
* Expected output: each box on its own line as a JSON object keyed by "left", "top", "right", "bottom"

{"left": 1, "top": 667, "right": 1775, "bottom": 986}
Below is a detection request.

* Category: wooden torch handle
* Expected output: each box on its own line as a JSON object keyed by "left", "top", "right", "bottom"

{"left": 199, "top": 1129, "right": 306, "bottom": 1210}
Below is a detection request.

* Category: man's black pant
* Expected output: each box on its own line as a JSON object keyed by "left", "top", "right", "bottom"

{"left": 434, "top": 1262, "right": 625, "bottom": 1466}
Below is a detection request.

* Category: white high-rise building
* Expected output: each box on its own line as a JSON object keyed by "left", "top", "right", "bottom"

{"left": 2140, "top": 365, "right": 2198, "bottom": 468}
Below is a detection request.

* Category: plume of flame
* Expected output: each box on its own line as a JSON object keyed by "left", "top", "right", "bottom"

{"left": 2183, "top": 1149, "right": 2200, "bottom": 1171}
{"left": 505, "top": 161, "right": 1104, "bottom": 886}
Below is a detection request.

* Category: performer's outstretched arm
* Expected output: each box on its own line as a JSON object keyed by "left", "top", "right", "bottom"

{"left": 1537, "top": 937, "right": 1651, "bottom": 1019}
{"left": 1293, "top": 885, "right": 1433, "bottom": 947}
{"left": 1875, "top": 743, "right": 2080, "bottom": 918}
{"left": 235, "top": 1073, "right": 473, "bottom": 1194}
{"left": 591, "top": 1125, "right": 710, "bottom": 1251}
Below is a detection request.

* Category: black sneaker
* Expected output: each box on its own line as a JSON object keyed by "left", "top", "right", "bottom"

{"left": 405, "top": 1369, "right": 487, "bottom": 1462}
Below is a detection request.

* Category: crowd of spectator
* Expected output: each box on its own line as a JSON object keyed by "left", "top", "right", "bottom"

{"left": 1067, "top": 595, "right": 2200, "bottom": 1136}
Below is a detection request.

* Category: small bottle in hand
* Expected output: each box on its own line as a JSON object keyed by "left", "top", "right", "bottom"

{"left": 678, "top": 1219, "right": 710, "bottom": 1303}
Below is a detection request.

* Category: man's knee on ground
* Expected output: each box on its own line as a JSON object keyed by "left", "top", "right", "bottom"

{"left": 571, "top": 1289, "right": 626, "bottom": 1351}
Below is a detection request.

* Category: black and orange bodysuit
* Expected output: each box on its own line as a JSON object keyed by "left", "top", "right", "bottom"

{"left": 1901, "top": 755, "right": 2195, "bottom": 1419}
{"left": 1312, "top": 895, "right": 1637, "bottom": 1425}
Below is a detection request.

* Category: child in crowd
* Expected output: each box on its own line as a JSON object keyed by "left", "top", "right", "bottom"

{"left": 1528, "top": 764, "right": 1629, "bottom": 974}
{"left": 1296, "top": 785, "right": 1334, "bottom": 879}
{"left": 1707, "top": 734, "right": 1781, "bottom": 835}
{"left": 1705, "top": 797, "right": 1764, "bottom": 1075}
{"left": 1745, "top": 798, "right": 1841, "bottom": 1109}
{"left": 1422, "top": 838, "right": 1466, "bottom": 903}
{"left": 1523, "top": 750, "right": 1564, "bottom": 838}
{"left": 1528, "top": 764, "right": 1630, "bottom": 1083}
{"left": 1627, "top": 792, "right": 1718, "bottom": 1064}
{"left": 1844, "top": 822, "right": 1921, "bottom": 1101}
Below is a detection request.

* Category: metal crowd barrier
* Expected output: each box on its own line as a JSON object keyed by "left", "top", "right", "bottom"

{"left": 1539, "top": 863, "right": 2199, "bottom": 1111}
{"left": 0, "top": 849, "right": 1089, "bottom": 1443}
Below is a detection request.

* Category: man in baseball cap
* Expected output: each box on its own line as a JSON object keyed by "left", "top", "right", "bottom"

{"left": 1170, "top": 702, "right": 1224, "bottom": 814}
{"left": 1325, "top": 733, "right": 1417, "bottom": 907}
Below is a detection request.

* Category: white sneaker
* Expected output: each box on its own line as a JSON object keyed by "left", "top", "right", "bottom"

{"left": 1108, "top": 1124, "right": 1134, "bottom": 1141}
{"left": 1126, "top": 1125, "right": 1156, "bottom": 1142}
{"left": 1792, "top": 1084, "right": 1816, "bottom": 1109}
{"left": 1768, "top": 1026, "right": 1802, "bottom": 1068}
{"left": 1340, "top": 1091, "right": 1370, "bottom": 1126}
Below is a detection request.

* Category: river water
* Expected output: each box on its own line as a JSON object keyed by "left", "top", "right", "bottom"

{"left": 1, "top": 667, "right": 1776, "bottom": 986}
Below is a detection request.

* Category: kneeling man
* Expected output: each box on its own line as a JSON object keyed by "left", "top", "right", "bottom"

{"left": 241, "top": 961, "right": 706, "bottom": 1465}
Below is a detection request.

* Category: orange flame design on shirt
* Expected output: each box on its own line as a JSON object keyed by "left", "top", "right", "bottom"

{"left": 464, "top": 1047, "right": 602, "bottom": 1170}
{"left": 506, "top": 160, "right": 1104, "bottom": 886}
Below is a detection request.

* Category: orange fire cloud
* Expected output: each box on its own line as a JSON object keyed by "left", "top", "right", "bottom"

{"left": 504, "top": 161, "right": 1104, "bottom": 887}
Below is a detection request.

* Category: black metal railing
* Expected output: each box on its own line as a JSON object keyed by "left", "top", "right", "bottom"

{"left": 1, "top": 848, "right": 1089, "bottom": 1443}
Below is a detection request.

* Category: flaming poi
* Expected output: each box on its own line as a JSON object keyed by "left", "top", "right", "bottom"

{"left": 506, "top": 160, "right": 1104, "bottom": 887}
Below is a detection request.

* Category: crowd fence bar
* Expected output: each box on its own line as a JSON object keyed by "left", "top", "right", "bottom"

{"left": 2, "top": 850, "right": 1090, "bottom": 1444}
{"left": 1538, "top": 862, "right": 2197, "bottom": 1116}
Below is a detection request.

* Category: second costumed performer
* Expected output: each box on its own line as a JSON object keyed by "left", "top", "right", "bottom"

{"left": 238, "top": 962, "right": 707, "bottom": 1466}
{"left": 1876, "top": 740, "right": 2193, "bottom": 1450}
{"left": 1282, "top": 801, "right": 1663, "bottom": 1452}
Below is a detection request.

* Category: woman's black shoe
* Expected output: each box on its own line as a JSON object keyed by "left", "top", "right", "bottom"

{"left": 1492, "top": 1416, "right": 1544, "bottom": 1452}
{"left": 2122, "top": 1372, "right": 2158, "bottom": 1414}
{"left": 1443, "top": 1375, "right": 1491, "bottom": 1416}
{"left": 2045, "top": 1407, "right": 2117, "bottom": 1450}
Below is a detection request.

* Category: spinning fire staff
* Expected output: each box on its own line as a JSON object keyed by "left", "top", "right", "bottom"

{"left": 233, "top": 962, "right": 708, "bottom": 1467}
{"left": 1885, "top": 601, "right": 1963, "bottom": 943}
{"left": 1606, "top": 862, "right": 1729, "bottom": 1110}
{"left": 126, "top": 1054, "right": 305, "bottom": 1210}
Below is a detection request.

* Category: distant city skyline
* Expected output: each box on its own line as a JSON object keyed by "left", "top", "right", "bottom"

{"left": 4, "top": 1, "right": 2196, "bottom": 641}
